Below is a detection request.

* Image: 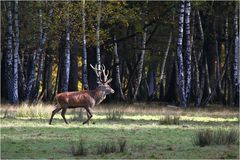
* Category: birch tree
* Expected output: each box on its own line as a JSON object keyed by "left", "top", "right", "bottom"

{"left": 61, "top": 8, "right": 71, "bottom": 92}
{"left": 82, "top": 0, "right": 89, "bottom": 90}
{"left": 96, "top": 0, "right": 102, "bottom": 85}
{"left": 12, "top": 0, "right": 20, "bottom": 103}
{"left": 6, "top": 2, "right": 15, "bottom": 103}
{"left": 233, "top": 4, "right": 239, "bottom": 105}
{"left": 113, "top": 35, "right": 125, "bottom": 100}
{"left": 184, "top": 0, "right": 191, "bottom": 103}
{"left": 133, "top": 22, "right": 147, "bottom": 101}
{"left": 176, "top": 0, "right": 186, "bottom": 107}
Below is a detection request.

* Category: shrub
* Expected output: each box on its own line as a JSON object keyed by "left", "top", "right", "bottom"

{"left": 97, "top": 141, "right": 117, "bottom": 154}
{"left": 213, "top": 129, "right": 239, "bottom": 145}
{"left": 71, "top": 139, "right": 87, "bottom": 156}
{"left": 159, "top": 115, "right": 180, "bottom": 125}
{"left": 106, "top": 110, "right": 124, "bottom": 121}
{"left": 193, "top": 129, "right": 212, "bottom": 147}
{"left": 193, "top": 129, "right": 239, "bottom": 147}
{"left": 118, "top": 138, "right": 127, "bottom": 152}
{"left": 96, "top": 138, "right": 127, "bottom": 154}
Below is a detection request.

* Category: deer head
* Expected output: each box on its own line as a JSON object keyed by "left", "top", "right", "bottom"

{"left": 90, "top": 64, "right": 115, "bottom": 94}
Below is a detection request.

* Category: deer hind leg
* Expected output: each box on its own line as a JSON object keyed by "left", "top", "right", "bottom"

{"left": 86, "top": 112, "right": 91, "bottom": 125}
{"left": 49, "top": 107, "right": 62, "bottom": 125}
{"left": 61, "top": 108, "right": 68, "bottom": 124}
{"left": 83, "top": 107, "right": 92, "bottom": 125}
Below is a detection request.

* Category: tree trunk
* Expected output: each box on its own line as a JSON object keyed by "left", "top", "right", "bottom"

{"left": 184, "top": 0, "right": 191, "bottom": 104}
{"left": 96, "top": 0, "right": 102, "bottom": 84}
{"left": 133, "top": 22, "right": 147, "bottom": 101}
{"left": 34, "top": 3, "right": 53, "bottom": 101}
{"left": 159, "top": 31, "right": 172, "bottom": 100}
{"left": 113, "top": 35, "right": 125, "bottom": 100}
{"left": 42, "top": 50, "right": 53, "bottom": 102}
{"left": 82, "top": 0, "right": 89, "bottom": 90}
{"left": 24, "top": 52, "right": 37, "bottom": 101}
{"left": 12, "top": 0, "right": 20, "bottom": 104}
{"left": 32, "top": 8, "right": 46, "bottom": 101}
{"left": 176, "top": 0, "right": 186, "bottom": 107}
{"left": 233, "top": 4, "right": 239, "bottom": 106}
{"left": 6, "top": 2, "right": 14, "bottom": 103}
{"left": 69, "top": 41, "right": 79, "bottom": 91}
{"left": 196, "top": 10, "right": 204, "bottom": 62}
{"left": 147, "top": 63, "right": 157, "bottom": 100}
{"left": 61, "top": 16, "right": 71, "bottom": 92}
{"left": 159, "top": 32, "right": 172, "bottom": 83}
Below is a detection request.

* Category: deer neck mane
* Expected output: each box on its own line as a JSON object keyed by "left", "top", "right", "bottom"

{"left": 92, "top": 87, "right": 106, "bottom": 105}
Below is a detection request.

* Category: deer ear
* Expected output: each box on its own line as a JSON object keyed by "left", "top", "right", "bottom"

{"left": 105, "top": 78, "right": 112, "bottom": 84}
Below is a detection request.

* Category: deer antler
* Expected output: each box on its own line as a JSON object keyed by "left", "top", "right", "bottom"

{"left": 101, "top": 64, "right": 109, "bottom": 83}
{"left": 90, "top": 64, "right": 111, "bottom": 83}
{"left": 90, "top": 64, "right": 103, "bottom": 82}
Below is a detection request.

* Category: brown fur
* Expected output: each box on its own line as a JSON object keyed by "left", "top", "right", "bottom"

{"left": 49, "top": 84, "right": 114, "bottom": 125}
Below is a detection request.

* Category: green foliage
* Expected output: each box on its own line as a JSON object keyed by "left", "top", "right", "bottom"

{"left": 193, "top": 129, "right": 239, "bottom": 147}
{"left": 159, "top": 115, "right": 180, "bottom": 125}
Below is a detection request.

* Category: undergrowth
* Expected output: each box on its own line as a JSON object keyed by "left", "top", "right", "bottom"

{"left": 193, "top": 129, "right": 239, "bottom": 147}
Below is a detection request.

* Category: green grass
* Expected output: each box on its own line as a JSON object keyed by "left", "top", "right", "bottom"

{"left": 1, "top": 104, "right": 239, "bottom": 159}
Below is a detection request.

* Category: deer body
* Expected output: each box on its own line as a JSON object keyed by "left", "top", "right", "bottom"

{"left": 49, "top": 64, "right": 114, "bottom": 125}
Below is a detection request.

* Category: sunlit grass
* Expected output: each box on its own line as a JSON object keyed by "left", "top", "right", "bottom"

{"left": 1, "top": 103, "right": 239, "bottom": 159}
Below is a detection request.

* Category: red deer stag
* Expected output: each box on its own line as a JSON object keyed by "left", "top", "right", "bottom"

{"left": 49, "top": 64, "right": 114, "bottom": 125}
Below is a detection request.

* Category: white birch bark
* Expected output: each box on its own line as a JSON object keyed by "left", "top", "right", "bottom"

{"left": 184, "top": 0, "right": 191, "bottom": 103}
{"left": 176, "top": 0, "right": 186, "bottom": 107}
{"left": 133, "top": 22, "right": 147, "bottom": 101}
{"left": 82, "top": 0, "right": 89, "bottom": 90}
{"left": 96, "top": 0, "right": 102, "bottom": 84}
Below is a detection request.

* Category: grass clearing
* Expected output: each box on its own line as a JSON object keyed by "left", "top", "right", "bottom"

{"left": 0, "top": 103, "right": 239, "bottom": 159}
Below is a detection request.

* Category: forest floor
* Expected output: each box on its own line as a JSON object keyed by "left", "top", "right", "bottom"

{"left": 1, "top": 103, "right": 239, "bottom": 159}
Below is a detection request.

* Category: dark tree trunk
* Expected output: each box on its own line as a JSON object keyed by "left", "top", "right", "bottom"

{"left": 6, "top": 2, "right": 15, "bottom": 103}
{"left": 24, "top": 52, "right": 37, "bottom": 101}
{"left": 147, "top": 62, "right": 157, "bottom": 100}
{"left": 57, "top": 34, "right": 65, "bottom": 93}
{"left": 165, "top": 60, "right": 177, "bottom": 103}
{"left": 69, "top": 41, "right": 79, "bottom": 91}
{"left": 42, "top": 49, "right": 53, "bottom": 102}
{"left": 88, "top": 46, "right": 98, "bottom": 90}
{"left": 1, "top": 49, "right": 7, "bottom": 101}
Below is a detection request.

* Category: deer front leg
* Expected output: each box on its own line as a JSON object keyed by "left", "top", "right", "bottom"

{"left": 83, "top": 107, "right": 92, "bottom": 125}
